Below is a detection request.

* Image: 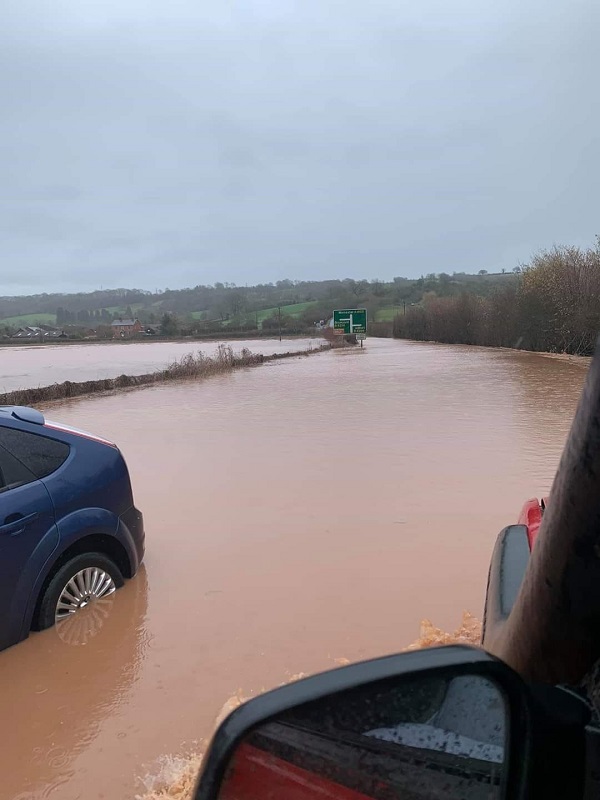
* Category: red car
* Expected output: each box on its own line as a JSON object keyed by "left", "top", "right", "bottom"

{"left": 481, "top": 496, "right": 549, "bottom": 648}
{"left": 517, "top": 497, "right": 548, "bottom": 550}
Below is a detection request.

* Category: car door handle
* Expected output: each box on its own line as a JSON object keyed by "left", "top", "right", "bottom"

{"left": 0, "top": 512, "right": 38, "bottom": 536}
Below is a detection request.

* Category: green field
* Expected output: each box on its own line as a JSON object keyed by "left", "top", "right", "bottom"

{"left": 189, "top": 301, "right": 321, "bottom": 327}
{"left": 103, "top": 303, "right": 145, "bottom": 315}
{"left": 0, "top": 300, "right": 321, "bottom": 330}
{"left": 374, "top": 306, "right": 403, "bottom": 322}
{"left": 0, "top": 302, "right": 149, "bottom": 329}
{"left": 0, "top": 312, "right": 57, "bottom": 327}
{"left": 253, "top": 301, "right": 320, "bottom": 324}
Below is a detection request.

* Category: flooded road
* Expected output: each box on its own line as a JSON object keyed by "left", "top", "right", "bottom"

{"left": 0, "top": 339, "right": 587, "bottom": 799}
{"left": 0, "top": 337, "right": 320, "bottom": 392}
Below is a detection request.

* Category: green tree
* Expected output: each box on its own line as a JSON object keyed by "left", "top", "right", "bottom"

{"left": 161, "top": 313, "right": 179, "bottom": 336}
{"left": 370, "top": 279, "right": 385, "bottom": 297}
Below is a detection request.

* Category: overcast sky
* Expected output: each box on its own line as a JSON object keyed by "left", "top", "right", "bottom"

{"left": 2, "top": 0, "right": 599, "bottom": 294}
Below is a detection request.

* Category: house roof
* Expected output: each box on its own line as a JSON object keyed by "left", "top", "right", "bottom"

{"left": 111, "top": 319, "right": 138, "bottom": 327}
{"left": 14, "top": 326, "right": 44, "bottom": 335}
{"left": 12, "top": 325, "right": 66, "bottom": 338}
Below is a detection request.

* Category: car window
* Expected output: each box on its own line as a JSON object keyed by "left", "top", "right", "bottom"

{"left": 0, "top": 428, "right": 70, "bottom": 479}
{"left": 0, "top": 444, "right": 37, "bottom": 493}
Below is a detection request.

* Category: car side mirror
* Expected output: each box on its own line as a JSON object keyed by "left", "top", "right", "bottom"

{"left": 194, "top": 645, "right": 590, "bottom": 800}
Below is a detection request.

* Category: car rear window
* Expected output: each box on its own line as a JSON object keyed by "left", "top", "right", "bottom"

{"left": 0, "top": 428, "right": 70, "bottom": 479}
{"left": 0, "top": 445, "right": 36, "bottom": 493}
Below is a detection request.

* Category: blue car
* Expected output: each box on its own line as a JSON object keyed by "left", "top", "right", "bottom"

{"left": 0, "top": 405, "right": 144, "bottom": 651}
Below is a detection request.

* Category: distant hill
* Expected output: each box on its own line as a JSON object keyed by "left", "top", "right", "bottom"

{"left": 0, "top": 273, "right": 517, "bottom": 334}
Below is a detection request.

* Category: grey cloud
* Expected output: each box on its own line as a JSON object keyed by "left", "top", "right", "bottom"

{"left": 1, "top": 0, "right": 600, "bottom": 293}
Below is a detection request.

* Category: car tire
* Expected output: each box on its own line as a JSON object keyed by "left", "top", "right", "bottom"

{"left": 35, "top": 553, "right": 125, "bottom": 631}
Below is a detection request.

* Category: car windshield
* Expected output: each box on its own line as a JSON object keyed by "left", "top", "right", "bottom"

{"left": 2, "top": 0, "right": 598, "bottom": 798}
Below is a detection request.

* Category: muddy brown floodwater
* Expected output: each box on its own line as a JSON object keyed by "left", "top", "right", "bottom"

{"left": 0, "top": 338, "right": 320, "bottom": 393}
{"left": 0, "top": 338, "right": 588, "bottom": 799}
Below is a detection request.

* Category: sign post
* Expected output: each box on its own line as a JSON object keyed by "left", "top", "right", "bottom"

{"left": 333, "top": 309, "right": 367, "bottom": 346}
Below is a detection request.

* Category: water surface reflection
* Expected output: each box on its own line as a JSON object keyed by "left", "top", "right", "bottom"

{"left": 1, "top": 569, "right": 148, "bottom": 800}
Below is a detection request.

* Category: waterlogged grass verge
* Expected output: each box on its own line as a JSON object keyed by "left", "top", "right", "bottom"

{"left": 0, "top": 343, "right": 331, "bottom": 407}
{"left": 136, "top": 612, "right": 481, "bottom": 800}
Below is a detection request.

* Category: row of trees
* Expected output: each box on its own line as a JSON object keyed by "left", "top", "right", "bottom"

{"left": 55, "top": 307, "right": 130, "bottom": 325}
{"left": 0, "top": 289, "right": 150, "bottom": 320}
{"left": 2, "top": 273, "right": 514, "bottom": 324}
{"left": 393, "top": 242, "right": 600, "bottom": 356}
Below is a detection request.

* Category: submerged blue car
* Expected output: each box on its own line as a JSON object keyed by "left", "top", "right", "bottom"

{"left": 0, "top": 406, "right": 144, "bottom": 652}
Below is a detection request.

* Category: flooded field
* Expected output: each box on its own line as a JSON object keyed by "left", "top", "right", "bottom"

{"left": 0, "top": 337, "right": 321, "bottom": 392}
{"left": 0, "top": 338, "right": 587, "bottom": 799}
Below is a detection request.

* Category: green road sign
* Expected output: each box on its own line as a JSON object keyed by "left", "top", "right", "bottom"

{"left": 333, "top": 308, "right": 367, "bottom": 335}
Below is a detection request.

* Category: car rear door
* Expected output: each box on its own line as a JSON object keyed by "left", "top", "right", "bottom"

{"left": 0, "top": 441, "right": 57, "bottom": 649}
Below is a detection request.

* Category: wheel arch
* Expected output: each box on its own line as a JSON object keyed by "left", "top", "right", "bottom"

{"left": 28, "top": 533, "right": 133, "bottom": 633}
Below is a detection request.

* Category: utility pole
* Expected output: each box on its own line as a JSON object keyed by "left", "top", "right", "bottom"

{"left": 403, "top": 301, "right": 406, "bottom": 315}
{"left": 278, "top": 306, "right": 282, "bottom": 342}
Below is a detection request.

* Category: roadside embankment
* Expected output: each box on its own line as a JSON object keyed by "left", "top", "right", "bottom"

{"left": 0, "top": 343, "right": 331, "bottom": 407}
